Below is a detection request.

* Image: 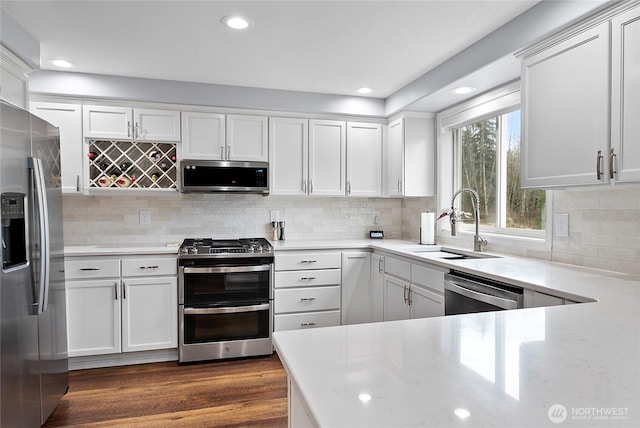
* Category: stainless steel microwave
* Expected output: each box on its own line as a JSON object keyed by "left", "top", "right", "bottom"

{"left": 180, "top": 160, "right": 269, "bottom": 194}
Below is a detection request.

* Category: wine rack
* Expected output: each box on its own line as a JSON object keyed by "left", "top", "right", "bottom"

{"left": 87, "top": 140, "right": 177, "bottom": 190}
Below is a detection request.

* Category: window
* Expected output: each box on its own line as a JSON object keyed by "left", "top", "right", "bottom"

{"left": 455, "top": 110, "right": 546, "bottom": 232}
{"left": 437, "top": 81, "right": 549, "bottom": 246}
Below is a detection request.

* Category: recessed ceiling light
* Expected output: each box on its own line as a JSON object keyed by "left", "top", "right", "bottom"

{"left": 450, "top": 86, "right": 476, "bottom": 95}
{"left": 221, "top": 15, "right": 253, "bottom": 30}
{"left": 454, "top": 408, "right": 471, "bottom": 419}
{"left": 355, "top": 87, "right": 373, "bottom": 94}
{"left": 358, "top": 393, "right": 372, "bottom": 403}
{"left": 47, "top": 58, "right": 76, "bottom": 69}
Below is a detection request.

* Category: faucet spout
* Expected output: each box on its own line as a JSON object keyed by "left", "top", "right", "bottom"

{"left": 450, "top": 188, "right": 487, "bottom": 252}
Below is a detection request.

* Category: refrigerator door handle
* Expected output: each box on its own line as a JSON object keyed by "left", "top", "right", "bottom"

{"left": 29, "top": 157, "right": 51, "bottom": 314}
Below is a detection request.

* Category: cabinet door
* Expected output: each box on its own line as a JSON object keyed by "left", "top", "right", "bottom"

{"left": 66, "top": 279, "right": 121, "bottom": 357}
{"left": 370, "top": 254, "right": 384, "bottom": 322}
{"left": 181, "top": 111, "right": 226, "bottom": 160}
{"left": 346, "top": 122, "right": 382, "bottom": 197}
{"left": 83, "top": 105, "right": 132, "bottom": 140}
{"left": 30, "top": 102, "right": 83, "bottom": 194}
{"left": 341, "top": 252, "right": 372, "bottom": 325}
{"left": 383, "top": 275, "right": 410, "bottom": 321}
{"left": 134, "top": 108, "right": 180, "bottom": 142}
{"left": 309, "top": 120, "right": 346, "bottom": 196}
{"left": 521, "top": 23, "right": 610, "bottom": 188}
{"left": 611, "top": 6, "right": 640, "bottom": 183}
{"left": 269, "top": 117, "right": 308, "bottom": 195}
{"left": 226, "top": 114, "right": 268, "bottom": 161}
{"left": 121, "top": 277, "right": 178, "bottom": 352}
{"left": 387, "top": 118, "right": 404, "bottom": 196}
{"left": 409, "top": 285, "right": 444, "bottom": 319}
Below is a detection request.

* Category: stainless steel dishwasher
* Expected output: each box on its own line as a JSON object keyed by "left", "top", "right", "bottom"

{"left": 444, "top": 271, "right": 524, "bottom": 315}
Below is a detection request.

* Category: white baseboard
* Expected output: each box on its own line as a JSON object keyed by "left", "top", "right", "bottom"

{"left": 69, "top": 348, "right": 178, "bottom": 370}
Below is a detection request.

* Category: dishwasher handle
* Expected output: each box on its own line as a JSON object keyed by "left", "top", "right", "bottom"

{"left": 445, "top": 276, "right": 520, "bottom": 310}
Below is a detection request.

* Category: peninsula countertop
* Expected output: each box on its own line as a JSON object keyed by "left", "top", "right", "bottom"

{"left": 272, "top": 239, "right": 640, "bottom": 427}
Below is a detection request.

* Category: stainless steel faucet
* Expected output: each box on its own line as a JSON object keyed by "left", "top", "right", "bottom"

{"left": 448, "top": 188, "right": 487, "bottom": 252}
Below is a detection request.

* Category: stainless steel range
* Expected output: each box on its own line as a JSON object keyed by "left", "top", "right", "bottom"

{"left": 178, "top": 238, "right": 274, "bottom": 363}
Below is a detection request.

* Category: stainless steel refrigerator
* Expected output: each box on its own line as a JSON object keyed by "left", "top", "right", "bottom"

{"left": 1, "top": 100, "right": 68, "bottom": 427}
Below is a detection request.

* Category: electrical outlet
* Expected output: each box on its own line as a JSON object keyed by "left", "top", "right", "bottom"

{"left": 555, "top": 213, "right": 569, "bottom": 237}
{"left": 139, "top": 210, "right": 151, "bottom": 225}
{"left": 270, "top": 210, "right": 280, "bottom": 222}
{"left": 373, "top": 211, "right": 380, "bottom": 225}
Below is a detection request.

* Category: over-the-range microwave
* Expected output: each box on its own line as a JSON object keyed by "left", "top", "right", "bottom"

{"left": 180, "top": 160, "right": 269, "bottom": 194}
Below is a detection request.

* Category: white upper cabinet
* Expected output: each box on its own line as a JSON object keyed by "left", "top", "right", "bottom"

{"left": 346, "top": 122, "right": 382, "bottom": 197}
{"left": 521, "top": 3, "right": 640, "bottom": 188}
{"left": 386, "top": 115, "right": 435, "bottom": 197}
{"left": 521, "top": 23, "right": 610, "bottom": 188}
{"left": 226, "top": 114, "right": 268, "bottom": 161}
{"left": 83, "top": 105, "right": 180, "bottom": 141}
{"left": 30, "top": 102, "right": 84, "bottom": 194}
{"left": 269, "top": 117, "right": 309, "bottom": 195}
{"left": 309, "top": 119, "right": 346, "bottom": 196}
{"left": 611, "top": 5, "right": 640, "bottom": 183}
{"left": 181, "top": 111, "right": 226, "bottom": 160}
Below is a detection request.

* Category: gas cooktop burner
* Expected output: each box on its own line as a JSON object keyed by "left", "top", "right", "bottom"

{"left": 178, "top": 238, "right": 273, "bottom": 258}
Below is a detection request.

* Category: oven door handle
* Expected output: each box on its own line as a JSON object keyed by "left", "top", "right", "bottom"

{"left": 445, "top": 280, "right": 518, "bottom": 310}
{"left": 183, "top": 264, "right": 272, "bottom": 274}
{"left": 183, "top": 303, "right": 270, "bottom": 315}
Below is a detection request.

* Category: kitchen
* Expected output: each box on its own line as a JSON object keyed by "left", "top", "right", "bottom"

{"left": 1, "top": 1, "right": 639, "bottom": 427}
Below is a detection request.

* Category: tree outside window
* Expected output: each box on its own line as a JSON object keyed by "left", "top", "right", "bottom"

{"left": 457, "top": 110, "right": 545, "bottom": 231}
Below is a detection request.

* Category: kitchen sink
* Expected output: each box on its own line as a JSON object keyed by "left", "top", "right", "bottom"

{"left": 413, "top": 248, "right": 502, "bottom": 260}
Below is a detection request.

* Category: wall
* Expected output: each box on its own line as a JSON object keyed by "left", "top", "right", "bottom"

{"left": 62, "top": 194, "right": 402, "bottom": 245}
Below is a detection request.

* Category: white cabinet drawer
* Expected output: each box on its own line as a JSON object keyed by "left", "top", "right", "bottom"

{"left": 121, "top": 257, "right": 177, "bottom": 277}
{"left": 275, "top": 269, "right": 341, "bottom": 288}
{"left": 275, "top": 252, "right": 341, "bottom": 271}
{"left": 275, "top": 286, "right": 341, "bottom": 314}
{"left": 65, "top": 259, "right": 120, "bottom": 279}
{"left": 384, "top": 256, "right": 411, "bottom": 281}
{"left": 411, "top": 263, "right": 445, "bottom": 294}
{"left": 274, "top": 311, "right": 341, "bottom": 332}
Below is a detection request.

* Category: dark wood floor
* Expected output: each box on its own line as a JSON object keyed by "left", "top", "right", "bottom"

{"left": 44, "top": 354, "right": 288, "bottom": 427}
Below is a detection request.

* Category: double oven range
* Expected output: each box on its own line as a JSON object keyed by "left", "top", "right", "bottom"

{"left": 178, "top": 238, "right": 273, "bottom": 363}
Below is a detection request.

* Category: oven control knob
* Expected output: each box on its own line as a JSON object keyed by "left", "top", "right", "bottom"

{"left": 187, "top": 246, "right": 198, "bottom": 254}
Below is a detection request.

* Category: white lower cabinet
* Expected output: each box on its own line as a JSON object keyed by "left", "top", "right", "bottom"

{"left": 382, "top": 254, "right": 445, "bottom": 321}
{"left": 66, "top": 279, "right": 121, "bottom": 356}
{"left": 341, "top": 251, "right": 372, "bottom": 325}
{"left": 121, "top": 276, "right": 177, "bottom": 352}
{"left": 65, "top": 254, "right": 177, "bottom": 358}
{"left": 274, "top": 251, "right": 342, "bottom": 331}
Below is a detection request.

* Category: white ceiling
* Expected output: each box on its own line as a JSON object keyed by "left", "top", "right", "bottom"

{"left": 2, "top": 0, "right": 540, "bottom": 100}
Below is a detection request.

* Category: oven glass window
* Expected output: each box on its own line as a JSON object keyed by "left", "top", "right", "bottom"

{"left": 184, "top": 270, "right": 269, "bottom": 306}
{"left": 183, "top": 309, "right": 270, "bottom": 344}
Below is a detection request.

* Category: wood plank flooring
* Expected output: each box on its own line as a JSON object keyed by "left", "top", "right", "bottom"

{"left": 44, "top": 354, "right": 288, "bottom": 428}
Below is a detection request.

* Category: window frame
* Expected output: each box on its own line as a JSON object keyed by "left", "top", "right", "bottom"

{"left": 436, "top": 81, "right": 552, "bottom": 251}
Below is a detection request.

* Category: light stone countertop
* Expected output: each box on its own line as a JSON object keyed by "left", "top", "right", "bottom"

{"left": 64, "top": 242, "right": 181, "bottom": 256}
{"left": 272, "top": 239, "right": 640, "bottom": 427}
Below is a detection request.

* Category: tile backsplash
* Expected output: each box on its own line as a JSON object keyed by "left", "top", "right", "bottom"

{"left": 62, "top": 194, "right": 403, "bottom": 245}
{"left": 63, "top": 184, "right": 639, "bottom": 276}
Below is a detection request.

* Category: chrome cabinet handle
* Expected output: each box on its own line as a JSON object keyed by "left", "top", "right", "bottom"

{"left": 378, "top": 258, "right": 383, "bottom": 274}
{"left": 609, "top": 148, "right": 617, "bottom": 179}
{"left": 226, "top": 145, "right": 231, "bottom": 159}
{"left": 300, "top": 277, "right": 317, "bottom": 280}
{"left": 127, "top": 121, "right": 131, "bottom": 138}
{"left": 309, "top": 179, "right": 313, "bottom": 194}
{"left": 76, "top": 175, "right": 80, "bottom": 192}
{"left": 134, "top": 122, "right": 140, "bottom": 139}
{"left": 114, "top": 282, "right": 118, "bottom": 300}
{"left": 220, "top": 145, "right": 224, "bottom": 159}
{"left": 403, "top": 285, "right": 408, "bottom": 304}
{"left": 347, "top": 180, "right": 351, "bottom": 195}
{"left": 122, "top": 282, "right": 126, "bottom": 299}
{"left": 407, "top": 288, "right": 413, "bottom": 306}
{"left": 302, "top": 179, "right": 307, "bottom": 193}
{"left": 300, "top": 322, "right": 317, "bottom": 327}
{"left": 139, "top": 265, "right": 159, "bottom": 270}
{"left": 80, "top": 267, "right": 101, "bottom": 271}
{"left": 596, "top": 150, "right": 604, "bottom": 180}
{"left": 184, "top": 303, "right": 270, "bottom": 315}
{"left": 300, "top": 260, "right": 317, "bottom": 264}
{"left": 300, "top": 297, "right": 317, "bottom": 302}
